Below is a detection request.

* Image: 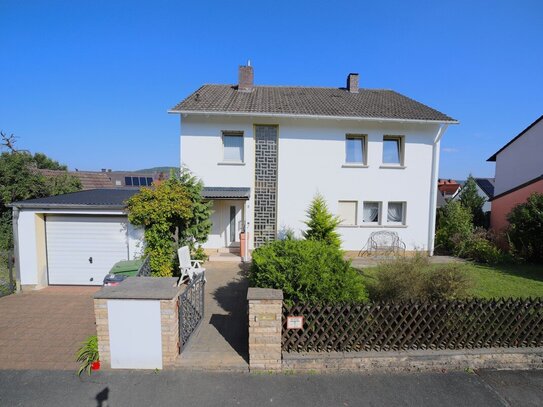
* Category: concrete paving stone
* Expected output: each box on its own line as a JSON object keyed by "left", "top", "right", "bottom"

{"left": 0, "top": 286, "right": 97, "bottom": 370}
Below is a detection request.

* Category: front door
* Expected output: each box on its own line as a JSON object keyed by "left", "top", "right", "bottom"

{"left": 225, "top": 203, "right": 242, "bottom": 247}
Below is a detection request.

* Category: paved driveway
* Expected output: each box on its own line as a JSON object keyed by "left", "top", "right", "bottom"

{"left": 0, "top": 286, "right": 98, "bottom": 370}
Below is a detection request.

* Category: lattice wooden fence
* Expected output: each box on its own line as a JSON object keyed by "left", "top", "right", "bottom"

{"left": 282, "top": 298, "right": 543, "bottom": 352}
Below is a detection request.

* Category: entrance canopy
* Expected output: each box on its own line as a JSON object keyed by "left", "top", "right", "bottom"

{"left": 202, "top": 187, "right": 250, "bottom": 200}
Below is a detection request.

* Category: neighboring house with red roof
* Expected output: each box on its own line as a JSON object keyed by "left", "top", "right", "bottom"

{"left": 438, "top": 179, "right": 462, "bottom": 199}
{"left": 37, "top": 169, "right": 114, "bottom": 190}
{"left": 487, "top": 114, "right": 543, "bottom": 232}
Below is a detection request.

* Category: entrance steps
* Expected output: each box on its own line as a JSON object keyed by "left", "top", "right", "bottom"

{"left": 208, "top": 252, "right": 243, "bottom": 262}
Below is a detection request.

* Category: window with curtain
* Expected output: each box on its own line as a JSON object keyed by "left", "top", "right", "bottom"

{"left": 338, "top": 201, "right": 357, "bottom": 225}
{"left": 387, "top": 202, "right": 405, "bottom": 224}
{"left": 383, "top": 136, "right": 404, "bottom": 165}
{"left": 223, "top": 133, "right": 244, "bottom": 162}
{"left": 345, "top": 135, "right": 366, "bottom": 164}
{"left": 363, "top": 202, "right": 380, "bottom": 223}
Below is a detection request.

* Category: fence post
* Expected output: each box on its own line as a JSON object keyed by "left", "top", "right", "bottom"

{"left": 247, "top": 287, "right": 283, "bottom": 371}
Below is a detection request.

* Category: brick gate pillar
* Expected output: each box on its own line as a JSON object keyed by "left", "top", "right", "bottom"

{"left": 247, "top": 287, "right": 283, "bottom": 371}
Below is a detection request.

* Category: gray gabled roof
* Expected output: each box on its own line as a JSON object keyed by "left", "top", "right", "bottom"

{"left": 10, "top": 187, "right": 251, "bottom": 209}
{"left": 170, "top": 85, "right": 457, "bottom": 123}
{"left": 10, "top": 189, "right": 140, "bottom": 209}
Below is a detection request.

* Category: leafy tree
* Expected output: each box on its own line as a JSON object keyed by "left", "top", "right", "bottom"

{"left": 459, "top": 176, "right": 486, "bottom": 227}
{"left": 507, "top": 193, "right": 543, "bottom": 262}
{"left": 175, "top": 168, "right": 212, "bottom": 256}
{"left": 0, "top": 136, "right": 81, "bottom": 250}
{"left": 126, "top": 179, "right": 193, "bottom": 276}
{"left": 32, "top": 152, "right": 67, "bottom": 170}
{"left": 435, "top": 200, "right": 473, "bottom": 253}
{"left": 302, "top": 193, "right": 341, "bottom": 249}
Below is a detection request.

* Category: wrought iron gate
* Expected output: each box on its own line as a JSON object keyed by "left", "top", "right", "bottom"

{"left": 178, "top": 273, "right": 205, "bottom": 350}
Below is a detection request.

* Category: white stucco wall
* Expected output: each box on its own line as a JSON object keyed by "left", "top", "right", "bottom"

{"left": 494, "top": 119, "right": 543, "bottom": 196}
{"left": 180, "top": 115, "right": 442, "bottom": 251}
{"left": 16, "top": 209, "right": 144, "bottom": 287}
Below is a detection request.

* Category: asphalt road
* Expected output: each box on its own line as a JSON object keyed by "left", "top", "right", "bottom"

{"left": 0, "top": 369, "right": 541, "bottom": 406}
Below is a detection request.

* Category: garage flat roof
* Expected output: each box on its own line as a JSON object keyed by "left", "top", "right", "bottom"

{"left": 10, "top": 186, "right": 251, "bottom": 209}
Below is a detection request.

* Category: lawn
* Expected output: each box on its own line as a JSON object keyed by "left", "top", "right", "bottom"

{"left": 359, "top": 262, "right": 543, "bottom": 299}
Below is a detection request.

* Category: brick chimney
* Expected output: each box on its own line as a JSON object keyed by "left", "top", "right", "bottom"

{"left": 238, "top": 64, "right": 254, "bottom": 92}
{"left": 347, "top": 73, "right": 359, "bottom": 93}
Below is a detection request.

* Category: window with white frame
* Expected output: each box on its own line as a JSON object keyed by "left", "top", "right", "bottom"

{"left": 382, "top": 136, "right": 404, "bottom": 165}
{"left": 338, "top": 201, "right": 357, "bottom": 225}
{"left": 387, "top": 202, "right": 406, "bottom": 224}
{"left": 363, "top": 201, "right": 380, "bottom": 223}
{"left": 345, "top": 134, "right": 367, "bottom": 164}
{"left": 222, "top": 132, "right": 244, "bottom": 162}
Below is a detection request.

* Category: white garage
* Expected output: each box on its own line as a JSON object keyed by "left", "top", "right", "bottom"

{"left": 46, "top": 215, "right": 131, "bottom": 285}
{"left": 10, "top": 189, "right": 144, "bottom": 290}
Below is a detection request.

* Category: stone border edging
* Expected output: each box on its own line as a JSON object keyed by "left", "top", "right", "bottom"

{"left": 282, "top": 348, "right": 543, "bottom": 373}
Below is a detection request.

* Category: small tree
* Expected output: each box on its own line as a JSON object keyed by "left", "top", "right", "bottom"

{"left": 126, "top": 180, "right": 193, "bottom": 276}
{"left": 435, "top": 200, "right": 473, "bottom": 253}
{"left": 459, "top": 176, "right": 486, "bottom": 227}
{"left": 302, "top": 193, "right": 341, "bottom": 249}
{"left": 175, "top": 168, "right": 213, "bottom": 256}
{"left": 507, "top": 193, "right": 543, "bottom": 262}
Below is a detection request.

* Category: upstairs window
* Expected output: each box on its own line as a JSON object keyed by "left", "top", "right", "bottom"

{"left": 383, "top": 136, "right": 404, "bottom": 165}
{"left": 363, "top": 202, "right": 380, "bottom": 223}
{"left": 338, "top": 201, "right": 357, "bottom": 225}
{"left": 345, "top": 134, "right": 367, "bottom": 164}
{"left": 387, "top": 202, "right": 406, "bottom": 224}
{"left": 223, "top": 132, "right": 244, "bottom": 162}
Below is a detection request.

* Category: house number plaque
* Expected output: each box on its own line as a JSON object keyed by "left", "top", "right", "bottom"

{"left": 287, "top": 316, "right": 304, "bottom": 330}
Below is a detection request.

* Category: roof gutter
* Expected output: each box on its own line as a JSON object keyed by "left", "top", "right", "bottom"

{"left": 168, "top": 109, "right": 459, "bottom": 125}
{"left": 427, "top": 124, "right": 449, "bottom": 256}
{"left": 8, "top": 203, "right": 127, "bottom": 210}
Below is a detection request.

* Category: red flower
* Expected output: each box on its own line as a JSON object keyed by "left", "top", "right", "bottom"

{"left": 91, "top": 360, "right": 101, "bottom": 371}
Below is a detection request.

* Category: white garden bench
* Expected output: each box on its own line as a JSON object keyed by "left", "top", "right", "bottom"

{"left": 359, "top": 231, "right": 406, "bottom": 257}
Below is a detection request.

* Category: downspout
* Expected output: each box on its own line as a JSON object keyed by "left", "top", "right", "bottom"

{"left": 428, "top": 124, "right": 449, "bottom": 256}
{"left": 11, "top": 206, "right": 22, "bottom": 293}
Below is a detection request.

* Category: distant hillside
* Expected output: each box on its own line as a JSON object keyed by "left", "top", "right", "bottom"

{"left": 133, "top": 166, "right": 179, "bottom": 174}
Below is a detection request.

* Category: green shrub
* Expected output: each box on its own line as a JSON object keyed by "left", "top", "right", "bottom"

{"left": 435, "top": 201, "right": 473, "bottom": 253}
{"left": 456, "top": 229, "right": 505, "bottom": 264}
{"left": 191, "top": 244, "right": 208, "bottom": 261}
{"left": 368, "top": 254, "right": 471, "bottom": 301}
{"left": 507, "top": 193, "right": 543, "bottom": 263}
{"left": 249, "top": 239, "right": 367, "bottom": 303}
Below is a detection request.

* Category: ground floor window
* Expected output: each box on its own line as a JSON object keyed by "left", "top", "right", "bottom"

{"left": 338, "top": 201, "right": 357, "bottom": 225}
{"left": 387, "top": 202, "right": 406, "bottom": 224}
{"left": 363, "top": 202, "right": 380, "bottom": 224}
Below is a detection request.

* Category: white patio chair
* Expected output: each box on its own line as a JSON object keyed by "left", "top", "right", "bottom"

{"left": 177, "top": 246, "right": 205, "bottom": 285}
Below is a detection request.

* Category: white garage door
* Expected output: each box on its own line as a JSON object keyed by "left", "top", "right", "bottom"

{"left": 46, "top": 215, "right": 129, "bottom": 285}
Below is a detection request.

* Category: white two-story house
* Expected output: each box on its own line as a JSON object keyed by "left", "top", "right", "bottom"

{"left": 170, "top": 65, "right": 457, "bottom": 256}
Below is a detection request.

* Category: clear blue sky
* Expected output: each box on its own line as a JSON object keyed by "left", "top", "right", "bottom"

{"left": 1, "top": 1, "right": 542, "bottom": 179}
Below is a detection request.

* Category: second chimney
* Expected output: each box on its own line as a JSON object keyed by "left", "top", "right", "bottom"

{"left": 238, "top": 65, "right": 254, "bottom": 92}
{"left": 347, "top": 73, "right": 359, "bottom": 93}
